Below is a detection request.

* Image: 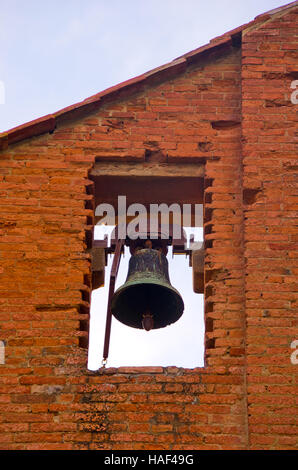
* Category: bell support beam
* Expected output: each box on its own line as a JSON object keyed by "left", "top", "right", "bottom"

{"left": 191, "top": 246, "right": 204, "bottom": 294}
{"left": 90, "top": 246, "right": 107, "bottom": 289}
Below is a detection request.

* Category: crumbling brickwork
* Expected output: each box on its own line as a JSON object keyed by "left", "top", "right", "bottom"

{"left": 0, "top": 3, "right": 297, "bottom": 450}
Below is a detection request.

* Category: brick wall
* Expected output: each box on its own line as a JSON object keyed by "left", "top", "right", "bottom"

{"left": 0, "top": 6, "right": 296, "bottom": 450}
{"left": 241, "top": 8, "right": 298, "bottom": 450}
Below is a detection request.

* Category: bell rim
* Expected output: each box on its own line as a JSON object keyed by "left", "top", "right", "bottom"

{"left": 112, "top": 277, "right": 184, "bottom": 309}
{"left": 111, "top": 279, "right": 184, "bottom": 329}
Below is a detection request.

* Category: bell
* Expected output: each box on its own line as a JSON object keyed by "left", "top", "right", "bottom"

{"left": 111, "top": 248, "right": 184, "bottom": 330}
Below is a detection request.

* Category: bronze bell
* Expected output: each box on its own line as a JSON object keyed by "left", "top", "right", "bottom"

{"left": 111, "top": 245, "right": 184, "bottom": 331}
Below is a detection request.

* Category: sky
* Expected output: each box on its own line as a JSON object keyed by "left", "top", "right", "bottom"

{"left": 0, "top": 0, "right": 290, "bottom": 369}
{"left": 0, "top": 0, "right": 290, "bottom": 132}
{"left": 89, "top": 225, "right": 204, "bottom": 370}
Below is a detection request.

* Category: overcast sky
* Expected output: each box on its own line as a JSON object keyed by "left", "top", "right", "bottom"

{"left": 0, "top": 0, "right": 289, "bottom": 132}
{"left": 0, "top": 0, "right": 289, "bottom": 369}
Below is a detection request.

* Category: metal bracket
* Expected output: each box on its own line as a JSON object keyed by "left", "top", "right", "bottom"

{"left": 102, "top": 237, "right": 124, "bottom": 364}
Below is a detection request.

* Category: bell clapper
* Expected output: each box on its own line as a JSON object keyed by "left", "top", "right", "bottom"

{"left": 142, "top": 311, "right": 154, "bottom": 331}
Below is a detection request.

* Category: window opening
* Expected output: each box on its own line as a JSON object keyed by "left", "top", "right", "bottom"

{"left": 88, "top": 224, "right": 204, "bottom": 369}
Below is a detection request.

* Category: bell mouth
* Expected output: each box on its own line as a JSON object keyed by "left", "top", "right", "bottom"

{"left": 111, "top": 281, "right": 184, "bottom": 329}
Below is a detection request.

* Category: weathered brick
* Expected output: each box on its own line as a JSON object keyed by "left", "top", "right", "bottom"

{"left": 0, "top": 3, "right": 297, "bottom": 451}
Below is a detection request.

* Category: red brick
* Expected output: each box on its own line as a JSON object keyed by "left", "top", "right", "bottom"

{"left": 0, "top": 4, "right": 297, "bottom": 451}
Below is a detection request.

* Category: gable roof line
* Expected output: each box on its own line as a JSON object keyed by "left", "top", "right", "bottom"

{"left": 1, "top": 0, "right": 297, "bottom": 150}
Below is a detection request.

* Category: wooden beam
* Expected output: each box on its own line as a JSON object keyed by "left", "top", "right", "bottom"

{"left": 90, "top": 162, "right": 204, "bottom": 178}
